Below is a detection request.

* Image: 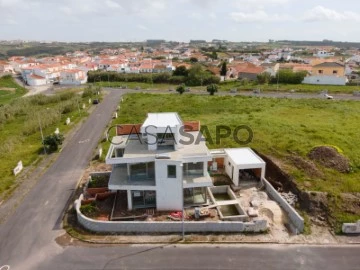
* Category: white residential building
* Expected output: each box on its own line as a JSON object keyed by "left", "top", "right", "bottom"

{"left": 314, "top": 50, "right": 335, "bottom": 58}
{"left": 59, "top": 69, "right": 87, "bottom": 85}
{"left": 105, "top": 113, "right": 213, "bottom": 211}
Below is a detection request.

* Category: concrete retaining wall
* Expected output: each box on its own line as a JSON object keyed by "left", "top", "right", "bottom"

{"left": 262, "top": 178, "right": 304, "bottom": 233}
{"left": 75, "top": 195, "right": 267, "bottom": 233}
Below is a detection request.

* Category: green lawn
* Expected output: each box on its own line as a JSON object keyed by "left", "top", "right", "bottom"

{"left": 0, "top": 75, "right": 27, "bottom": 104}
{"left": 219, "top": 81, "right": 360, "bottom": 94}
{"left": 105, "top": 93, "right": 360, "bottom": 229}
{"left": 93, "top": 81, "right": 206, "bottom": 91}
{"left": 0, "top": 91, "right": 93, "bottom": 199}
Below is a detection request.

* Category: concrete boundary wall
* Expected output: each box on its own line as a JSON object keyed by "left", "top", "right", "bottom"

{"left": 75, "top": 195, "right": 267, "bottom": 233}
{"left": 262, "top": 178, "right": 304, "bottom": 233}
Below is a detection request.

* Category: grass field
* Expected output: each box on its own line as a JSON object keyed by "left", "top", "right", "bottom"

{"left": 218, "top": 80, "right": 360, "bottom": 94}
{"left": 103, "top": 93, "right": 360, "bottom": 229}
{"left": 0, "top": 75, "right": 27, "bottom": 104}
{"left": 0, "top": 90, "right": 93, "bottom": 199}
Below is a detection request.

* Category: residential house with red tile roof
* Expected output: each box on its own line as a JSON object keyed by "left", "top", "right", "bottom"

{"left": 228, "top": 62, "right": 265, "bottom": 80}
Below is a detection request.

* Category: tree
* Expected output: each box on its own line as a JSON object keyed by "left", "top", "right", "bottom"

{"left": 220, "top": 62, "right": 227, "bottom": 79}
{"left": 187, "top": 64, "right": 207, "bottom": 86}
{"left": 256, "top": 72, "right": 272, "bottom": 84}
{"left": 190, "top": 57, "right": 198, "bottom": 63}
{"left": 173, "top": 65, "right": 189, "bottom": 77}
{"left": 211, "top": 51, "right": 218, "bottom": 60}
{"left": 176, "top": 84, "right": 186, "bottom": 95}
{"left": 206, "top": 84, "right": 218, "bottom": 95}
{"left": 43, "top": 133, "right": 64, "bottom": 152}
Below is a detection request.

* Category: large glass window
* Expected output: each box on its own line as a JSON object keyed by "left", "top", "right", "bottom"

{"left": 167, "top": 165, "right": 177, "bottom": 178}
{"left": 183, "top": 187, "right": 206, "bottom": 205}
{"left": 132, "top": 190, "right": 156, "bottom": 208}
{"left": 183, "top": 162, "right": 204, "bottom": 176}
{"left": 130, "top": 162, "right": 155, "bottom": 181}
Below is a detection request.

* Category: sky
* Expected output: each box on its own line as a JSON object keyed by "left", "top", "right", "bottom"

{"left": 1, "top": 0, "right": 360, "bottom": 42}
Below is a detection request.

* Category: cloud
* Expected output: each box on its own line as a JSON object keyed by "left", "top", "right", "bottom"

{"left": 232, "top": 0, "right": 291, "bottom": 10}
{"left": 230, "top": 10, "right": 289, "bottom": 23}
{"left": 137, "top": 24, "right": 148, "bottom": 31}
{"left": 56, "top": 0, "right": 166, "bottom": 18}
{"left": 105, "top": 0, "right": 122, "bottom": 9}
{"left": 302, "top": 6, "right": 360, "bottom": 22}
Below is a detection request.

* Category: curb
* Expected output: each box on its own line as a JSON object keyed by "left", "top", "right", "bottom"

{"left": 64, "top": 228, "right": 360, "bottom": 246}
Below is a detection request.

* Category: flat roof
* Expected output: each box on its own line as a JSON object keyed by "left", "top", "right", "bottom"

{"left": 224, "top": 148, "right": 265, "bottom": 166}
{"left": 108, "top": 131, "right": 211, "bottom": 161}
{"left": 142, "top": 112, "right": 183, "bottom": 128}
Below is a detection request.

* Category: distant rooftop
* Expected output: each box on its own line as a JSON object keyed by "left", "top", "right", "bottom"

{"left": 142, "top": 112, "right": 183, "bottom": 129}
{"left": 313, "top": 62, "right": 344, "bottom": 68}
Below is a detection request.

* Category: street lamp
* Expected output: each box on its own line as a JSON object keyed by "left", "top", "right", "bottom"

{"left": 180, "top": 163, "right": 185, "bottom": 241}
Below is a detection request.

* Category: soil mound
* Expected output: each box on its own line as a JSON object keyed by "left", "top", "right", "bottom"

{"left": 308, "top": 146, "right": 350, "bottom": 173}
{"left": 288, "top": 155, "right": 324, "bottom": 178}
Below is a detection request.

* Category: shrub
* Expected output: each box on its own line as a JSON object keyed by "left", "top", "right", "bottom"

{"left": 43, "top": 133, "right": 64, "bottom": 152}
{"left": 176, "top": 84, "right": 186, "bottom": 95}
{"left": 80, "top": 202, "right": 99, "bottom": 217}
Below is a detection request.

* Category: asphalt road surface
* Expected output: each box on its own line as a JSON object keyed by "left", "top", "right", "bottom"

{"left": 0, "top": 89, "right": 359, "bottom": 270}
{"left": 108, "top": 87, "right": 360, "bottom": 101}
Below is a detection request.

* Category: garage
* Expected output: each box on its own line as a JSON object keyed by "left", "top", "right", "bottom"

{"left": 224, "top": 148, "right": 266, "bottom": 186}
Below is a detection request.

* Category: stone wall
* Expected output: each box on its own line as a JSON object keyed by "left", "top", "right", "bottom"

{"left": 75, "top": 195, "right": 267, "bottom": 233}
{"left": 262, "top": 178, "right": 304, "bottom": 233}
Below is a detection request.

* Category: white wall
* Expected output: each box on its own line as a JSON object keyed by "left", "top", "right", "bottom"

{"left": 27, "top": 77, "right": 47, "bottom": 86}
{"left": 303, "top": 75, "right": 347, "bottom": 86}
{"left": 155, "top": 159, "right": 183, "bottom": 210}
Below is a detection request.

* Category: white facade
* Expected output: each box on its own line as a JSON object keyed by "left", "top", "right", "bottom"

{"left": 26, "top": 74, "right": 47, "bottom": 86}
{"left": 60, "top": 69, "right": 87, "bottom": 85}
{"left": 224, "top": 148, "right": 266, "bottom": 186}
{"left": 314, "top": 51, "right": 335, "bottom": 58}
{"left": 106, "top": 113, "right": 213, "bottom": 211}
{"left": 302, "top": 75, "right": 348, "bottom": 86}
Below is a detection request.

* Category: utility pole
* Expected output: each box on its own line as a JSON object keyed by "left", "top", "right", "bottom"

{"left": 181, "top": 164, "right": 185, "bottom": 241}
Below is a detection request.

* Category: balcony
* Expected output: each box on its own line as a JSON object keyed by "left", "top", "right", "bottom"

{"left": 109, "top": 164, "right": 156, "bottom": 190}
{"left": 183, "top": 171, "right": 213, "bottom": 188}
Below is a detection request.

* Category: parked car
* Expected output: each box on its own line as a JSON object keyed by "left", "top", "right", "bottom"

{"left": 185, "top": 88, "right": 191, "bottom": 92}
{"left": 253, "top": 89, "right": 261, "bottom": 94}
{"left": 230, "top": 88, "right": 237, "bottom": 93}
{"left": 93, "top": 99, "right": 100, "bottom": 104}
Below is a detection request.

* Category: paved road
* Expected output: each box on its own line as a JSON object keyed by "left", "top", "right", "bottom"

{"left": 0, "top": 88, "right": 360, "bottom": 270}
{"left": 21, "top": 244, "right": 360, "bottom": 270}
{"left": 105, "top": 87, "right": 360, "bottom": 101}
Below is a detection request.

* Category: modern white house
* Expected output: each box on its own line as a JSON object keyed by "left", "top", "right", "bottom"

{"left": 106, "top": 113, "right": 213, "bottom": 211}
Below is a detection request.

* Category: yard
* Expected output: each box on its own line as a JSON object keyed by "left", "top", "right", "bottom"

{"left": 0, "top": 75, "right": 27, "bottom": 104}
{"left": 218, "top": 80, "right": 360, "bottom": 94}
{"left": 104, "top": 92, "right": 360, "bottom": 231}
{"left": 0, "top": 88, "right": 93, "bottom": 199}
